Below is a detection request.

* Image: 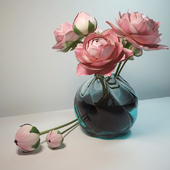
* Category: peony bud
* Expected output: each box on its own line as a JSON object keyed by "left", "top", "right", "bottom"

{"left": 131, "top": 45, "right": 143, "bottom": 57}
{"left": 46, "top": 130, "right": 63, "bottom": 148}
{"left": 73, "top": 12, "right": 97, "bottom": 36}
{"left": 52, "top": 22, "right": 80, "bottom": 52}
{"left": 14, "top": 124, "right": 40, "bottom": 152}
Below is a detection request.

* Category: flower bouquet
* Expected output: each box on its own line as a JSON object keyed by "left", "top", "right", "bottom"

{"left": 14, "top": 11, "right": 168, "bottom": 152}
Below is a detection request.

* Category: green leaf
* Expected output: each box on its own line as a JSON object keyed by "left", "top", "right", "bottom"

{"left": 32, "top": 139, "right": 40, "bottom": 149}
{"left": 88, "top": 20, "right": 95, "bottom": 34}
{"left": 73, "top": 25, "right": 83, "bottom": 36}
{"left": 30, "top": 126, "right": 40, "bottom": 134}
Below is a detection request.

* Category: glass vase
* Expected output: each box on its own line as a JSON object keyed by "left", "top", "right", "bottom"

{"left": 74, "top": 74, "right": 138, "bottom": 139}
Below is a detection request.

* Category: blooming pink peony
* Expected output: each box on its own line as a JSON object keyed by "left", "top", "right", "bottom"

{"left": 52, "top": 22, "right": 80, "bottom": 52}
{"left": 14, "top": 124, "right": 40, "bottom": 152}
{"left": 107, "top": 11, "right": 169, "bottom": 51}
{"left": 74, "top": 29, "right": 133, "bottom": 76}
{"left": 73, "top": 12, "right": 97, "bottom": 35}
{"left": 46, "top": 130, "right": 63, "bottom": 148}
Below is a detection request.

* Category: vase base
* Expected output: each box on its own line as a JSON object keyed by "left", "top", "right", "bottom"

{"left": 80, "top": 126, "right": 131, "bottom": 140}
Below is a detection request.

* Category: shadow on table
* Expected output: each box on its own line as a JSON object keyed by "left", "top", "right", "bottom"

{"left": 16, "top": 142, "right": 66, "bottom": 155}
{"left": 83, "top": 130, "right": 132, "bottom": 140}
{"left": 16, "top": 145, "right": 43, "bottom": 155}
{"left": 47, "top": 143, "right": 66, "bottom": 150}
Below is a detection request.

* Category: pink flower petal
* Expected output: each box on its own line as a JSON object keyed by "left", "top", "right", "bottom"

{"left": 108, "top": 42, "right": 124, "bottom": 62}
{"left": 141, "top": 44, "right": 169, "bottom": 51}
{"left": 63, "top": 30, "right": 80, "bottom": 43}
{"left": 121, "top": 10, "right": 130, "bottom": 22}
{"left": 75, "top": 44, "right": 95, "bottom": 63}
{"left": 106, "top": 21, "right": 126, "bottom": 36}
{"left": 96, "top": 64, "right": 116, "bottom": 76}
{"left": 77, "top": 63, "right": 100, "bottom": 75}
{"left": 131, "top": 34, "right": 162, "bottom": 44}
{"left": 119, "top": 19, "right": 138, "bottom": 34}
{"left": 124, "top": 37, "right": 142, "bottom": 49}
{"left": 101, "top": 29, "right": 118, "bottom": 42}
{"left": 52, "top": 42, "right": 64, "bottom": 50}
{"left": 97, "top": 44, "right": 115, "bottom": 61}
{"left": 132, "top": 21, "right": 153, "bottom": 35}
{"left": 153, "top": 22, "right": 161, "bottom": 33}
{"left": 130, "top": 12, "right": 137, "bottom": 22}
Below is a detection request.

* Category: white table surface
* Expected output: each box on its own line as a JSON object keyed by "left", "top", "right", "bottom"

{"left": 0, "top": 97, "right": 170, "bottom": 170}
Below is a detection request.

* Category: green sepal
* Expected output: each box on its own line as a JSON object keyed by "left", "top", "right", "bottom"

{"left": 20, "top": 123, "right": 32, "bottom": 127}
{"left": 133, "top": 48, "right": 142, "bottom": 57}
{"left": 61, "top": 138, "right": 64, "bottom": 144}
{"left": 61, "top": 41, "right": 74, "bottom": 52}
{"left": 56, "top": 130, "right": 64, "bottom": 144}
{"left": 57, "top": 130, "right": 61, "bottom": 134}
{"left": 74, "top": 25, "right": 83, "bottom": 36}
{"left": 32, "top": 138, "right": 40, "bottom": 149}
{"left": 125, "top": 41, "right": 132, "bottom": 49}
{"left": 65, "top": 41, "right": 73, "bottom": 48}
{"left": 94, "top": 18, "right": 98, "bottom": 31}
{"left": 128, "top": 56, "right": 134, "bottom": 60}
{"left": 88, "top": 20, "right": 95, "bottom": 34}
{"left": 62, "top": 39, "right": 83, "bottom": 52}
{"left": 62, "top": 46, "right": 71, "bottom": 52}
{"left": 121, "top": 36, "right": 124, "bottom": 45}
{"left": 30, "top": 126, "right": 40, "bottom": 134}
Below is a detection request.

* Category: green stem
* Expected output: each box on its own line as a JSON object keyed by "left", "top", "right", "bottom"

{"left": 114, "top": 62, "right": 122, "bottom": 77}
{"left": 61, "top": 115, "right": 88, "bottom": 135}
{"left": 117, "top": 58, "right": 129, "bottom": 76}
{"left": 39, "top": 118, "right": 78, "bottom": 135}
{"left": 61, "top": 121, "right": 80, "bottom": 135}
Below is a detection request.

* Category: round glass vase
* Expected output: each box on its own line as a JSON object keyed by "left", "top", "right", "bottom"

{"left": 74, "top": 74, "right": 138, "bottom": 139}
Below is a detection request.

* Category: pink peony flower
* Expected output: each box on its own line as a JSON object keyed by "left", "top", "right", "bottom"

{"left": 107, "top": 11, "right": 169, "bottom": 51}
{"left": 14, "top": 124, "right": 40, "bottom": 152}
{"left": 74, "top": 29, "right": 133, "bottom": 76}
{"left": 52, "top": 22, "right": 80, "bottom": 52}
{"left": 46, "top": 130, "right": 63, "bottom": 148}
{"left": 73, "top": 12, "right": 97, "bottom": 36}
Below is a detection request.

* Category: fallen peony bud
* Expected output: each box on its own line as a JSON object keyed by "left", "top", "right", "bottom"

{"left": 46, "top": 130, "right": 63, "bottom": 148}
{"left": 14, "top": 124, "right": 40, "bottom": 152}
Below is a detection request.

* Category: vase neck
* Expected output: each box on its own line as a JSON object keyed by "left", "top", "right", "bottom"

{"left": 93, "top": 74, "right": 119, "bottom": 91}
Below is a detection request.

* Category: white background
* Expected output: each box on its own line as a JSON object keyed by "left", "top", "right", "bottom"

{"left": 0, "top": 0, "right": 170, "bottom": 117}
